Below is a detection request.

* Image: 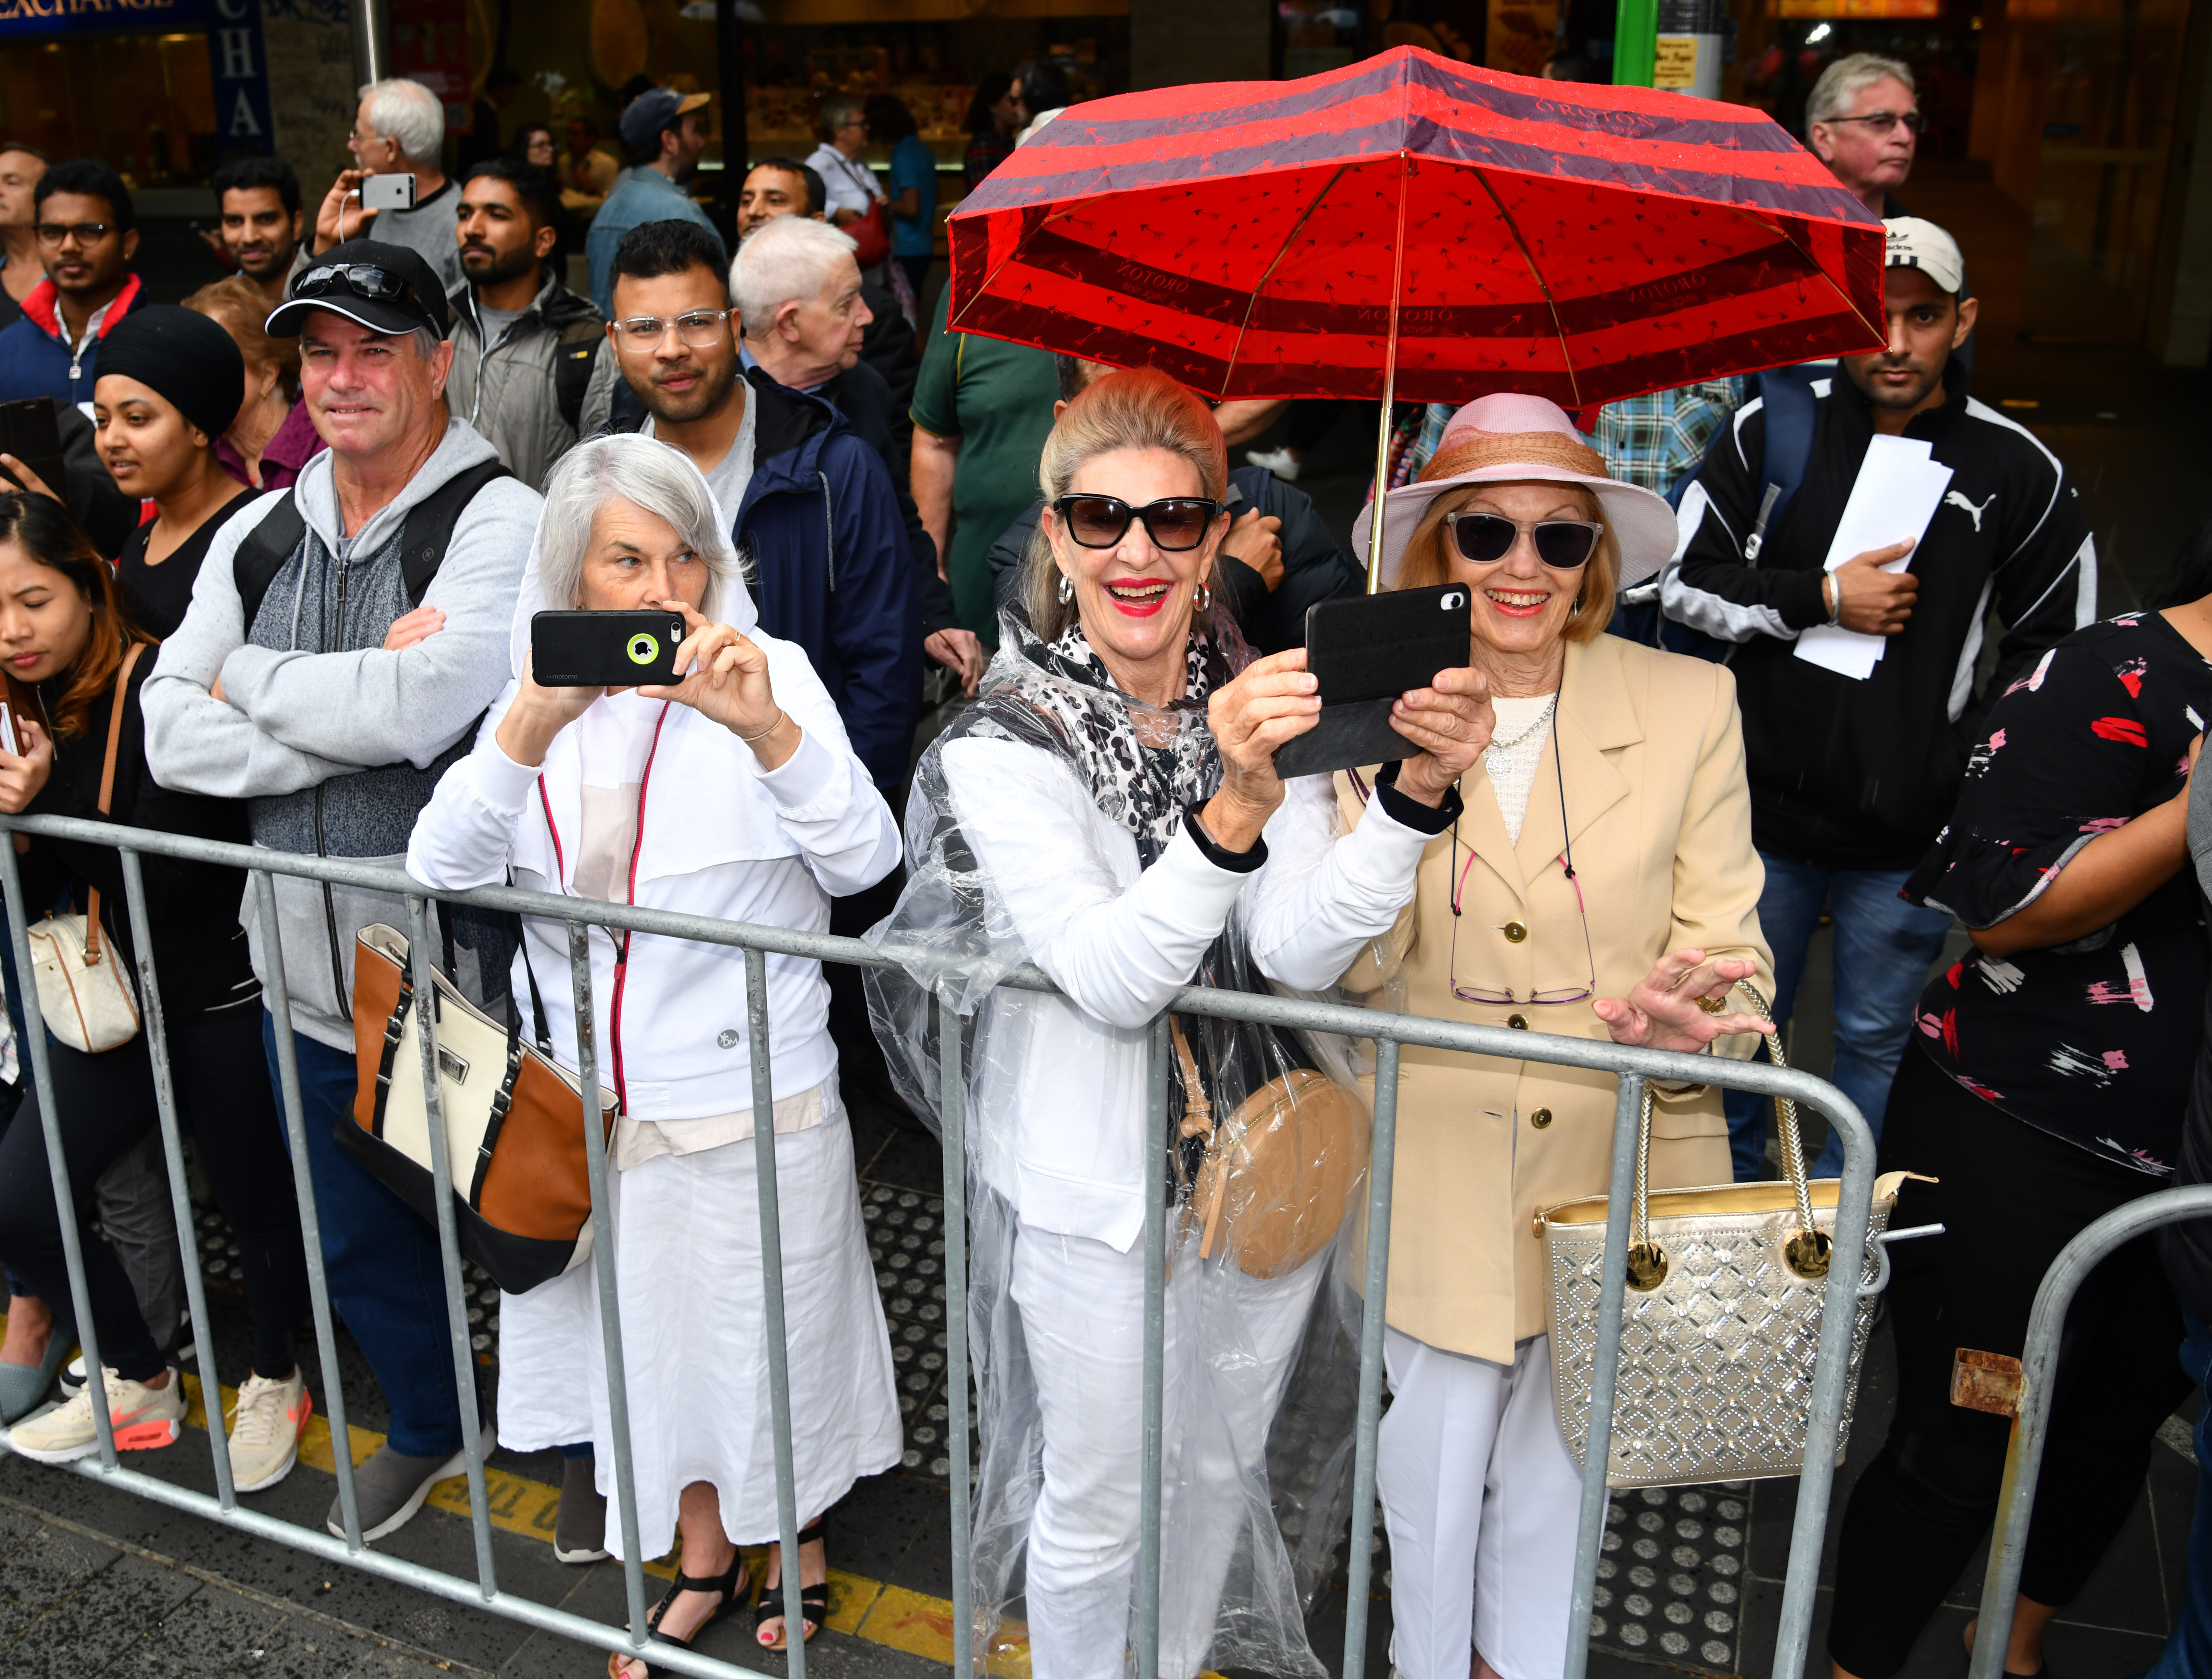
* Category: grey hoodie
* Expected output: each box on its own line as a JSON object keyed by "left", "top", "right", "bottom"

{"left": 142, "top": 417, "right": 540, "bottom": 1050}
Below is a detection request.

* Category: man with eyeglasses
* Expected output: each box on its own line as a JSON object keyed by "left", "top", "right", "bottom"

{"left": 142, "top": 237, "right": 539, "bottom": 1546}
{"left": 0, "top": 158, "right": 144, "bottom": 407}
{"left": 596, "top": 218, "right": 914, "bottom": 791}
{"left": 1804, "top": 53, "right": 1923, "bottom": 220}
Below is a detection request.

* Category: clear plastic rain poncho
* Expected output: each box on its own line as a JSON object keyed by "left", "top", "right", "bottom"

{"left": 866, "top": 607, "right": 1371, "bottom": 1679}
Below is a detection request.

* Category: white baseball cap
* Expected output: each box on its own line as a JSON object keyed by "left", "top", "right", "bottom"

{"left": 1883, "top": 217, "right": 1965, "bottom": 296}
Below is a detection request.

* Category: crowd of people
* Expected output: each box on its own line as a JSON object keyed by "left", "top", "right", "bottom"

{"left": 0, "top": 44, "right": 2201, "bottom": 1679}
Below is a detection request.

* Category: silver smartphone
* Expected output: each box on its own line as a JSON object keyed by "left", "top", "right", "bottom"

{"left": 362, "top": 172, "right": 416, "bottom": 212}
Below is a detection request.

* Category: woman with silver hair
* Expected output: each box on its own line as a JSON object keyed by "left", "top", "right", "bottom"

{"left": 409, "top": 434, "right": 904, "bottom": 1671}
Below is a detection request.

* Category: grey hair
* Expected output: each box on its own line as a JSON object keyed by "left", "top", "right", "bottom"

{"left": 1806, "top": 53, "right": 1916, "bottom": 129}
{"left": 733, "top": 214, "right": 857, "bottom": 339}
{"left": 817, "top": 96, "right": 863, "bottom": 142}
{"left": 358, "top": 78, "right": 445, "bottom": 166}
{"left": 536, "top": 434, "right": 741, "bottom": 623}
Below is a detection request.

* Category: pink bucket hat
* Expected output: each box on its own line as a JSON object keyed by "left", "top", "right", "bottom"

{"left": 1350, "top": 393, "right": 1680, "bottom": 590}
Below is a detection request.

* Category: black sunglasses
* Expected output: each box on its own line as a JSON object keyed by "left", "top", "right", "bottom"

{"left": 294, "top": 263, "right": 437, "bottom": 325}
{"left": 1446, "top": 512, "right": 1604, "bottom": 570}
{"left": 1053, "top": 494, "right": 1224, "bottom": 552}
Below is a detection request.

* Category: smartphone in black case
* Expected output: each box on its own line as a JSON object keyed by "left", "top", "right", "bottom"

{"left": 0, "top": 398, "right": 66, "bottom": 501}
{"left": 1271, "top": 583, "right": 1472, "bottom": 779}
{"left": 531, "top": 610, "right": 688, "bottom": 687}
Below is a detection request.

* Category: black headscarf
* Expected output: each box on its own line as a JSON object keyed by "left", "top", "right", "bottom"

{"left": 94, "top": 305, "right": 245, "bottom": 443}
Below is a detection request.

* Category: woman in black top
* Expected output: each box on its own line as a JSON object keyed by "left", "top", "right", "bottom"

{"left": 0, "top": 494, "right": 313, "bottom": 1486}
{"left": 1827, "top": 587, "right": 2212, "bottom": 1679}
{"left": 93, "top": 304, "right": 258, "bottom": 638}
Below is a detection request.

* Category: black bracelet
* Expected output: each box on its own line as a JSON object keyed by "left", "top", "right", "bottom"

{"left": 1374, "top": 761, "right": 1463, "bottom": 834}
{"left": 1182, "top": 802, "right": 1268, "bottom": 873}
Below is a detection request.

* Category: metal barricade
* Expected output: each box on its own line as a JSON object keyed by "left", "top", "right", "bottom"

{"left": 1966, "top": 1184, "right": 2212, "bottom": 1679}
{"left": 0, "top": 810, "right": 1879, "bottom": 1679}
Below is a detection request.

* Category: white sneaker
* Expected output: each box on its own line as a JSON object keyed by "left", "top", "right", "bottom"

{"left": 226, "top": 1368, "right": 312, "bottom": 1492}
{"left": 7, "top": 1366, "right": 184, "bottom": 1463}
{"left": 1246, "top": 446, "right": 1301, "bottom": 482}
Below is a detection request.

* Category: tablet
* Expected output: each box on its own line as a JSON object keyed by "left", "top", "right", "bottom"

{"left": 1272, "top": 583, "right": 1471, "bottom": 780}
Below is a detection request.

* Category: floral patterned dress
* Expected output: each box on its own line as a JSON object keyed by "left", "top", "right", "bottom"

{"left": 1904, "top": 610, "right": 2212, "bottom": 1174}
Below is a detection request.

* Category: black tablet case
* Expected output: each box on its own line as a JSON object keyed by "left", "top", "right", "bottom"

{"left": 1272, "top": 583, "right": 1472, "bottom": 780}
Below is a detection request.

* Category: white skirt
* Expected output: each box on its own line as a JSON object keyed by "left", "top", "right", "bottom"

{"left": 494, "top": 1098, "right": 902, "bottom": 1560}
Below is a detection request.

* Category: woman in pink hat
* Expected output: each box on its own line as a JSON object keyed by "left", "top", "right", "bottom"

{"left": 1248, "top": 393, "right": 1778, "bottom": 1679}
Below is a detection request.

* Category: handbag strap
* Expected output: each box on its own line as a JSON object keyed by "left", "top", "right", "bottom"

{"left": 1630, "top": 978, "right": 1822, "bottom": 1268}
{"left": 81, "top": 642, "right": 145, "bottom": 968}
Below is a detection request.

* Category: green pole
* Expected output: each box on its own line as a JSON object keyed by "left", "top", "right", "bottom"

{"left": 1613, "top": 0, "right": 1658, "bottom": 85}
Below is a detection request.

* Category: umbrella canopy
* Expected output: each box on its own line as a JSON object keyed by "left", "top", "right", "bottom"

{"left": 946, "top": 47, "right": 1887, "bottom": 410}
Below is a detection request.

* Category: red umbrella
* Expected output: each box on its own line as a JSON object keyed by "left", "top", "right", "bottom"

{"left": 948, "top": 46, "right": 1883, "bottom": 413}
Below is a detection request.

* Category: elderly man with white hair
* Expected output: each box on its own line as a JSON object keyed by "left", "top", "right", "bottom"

{"left": 408, "top": 432, "right": 904, "bottom": 1665}
{"left": 1805, "top": 52, "right": 1921, "bottom": 219}
{"left": 311, "top": 77, "right": 466, "bottom": 292}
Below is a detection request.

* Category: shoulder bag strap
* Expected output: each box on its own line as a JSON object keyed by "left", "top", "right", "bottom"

{"left": 82, "top": 641, "right": 145, "bottom": 967}
{"left": 233, "top": 492, "right": 306, "bottom": 632}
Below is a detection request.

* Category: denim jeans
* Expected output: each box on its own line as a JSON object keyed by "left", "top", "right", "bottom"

{"left": 1723, "top": 853, "right": 1954, "bottom": 1181}
{"left": 2149, "top": 1310, "right": 2212, "bottom": 1679}
{"left": 263, "top": 1013, "right": 473, "bottom": 1457}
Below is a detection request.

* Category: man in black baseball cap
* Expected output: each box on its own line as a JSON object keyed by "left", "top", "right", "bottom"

{"left": 265, "top": 239, "right": 453, "bottom": 469}
{"left": 147, "top": 230, "right": 540, "bottom": 1547}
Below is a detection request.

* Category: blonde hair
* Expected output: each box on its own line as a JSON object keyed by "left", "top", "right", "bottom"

{"left": 1022, "top": 366, "right": 1228, "bottom": 639}
{"left": 184, "top": 275, "right": 299, "bottom": 401}
{"left": 1394, "top": 480, "right": 1619, "bottom": 644}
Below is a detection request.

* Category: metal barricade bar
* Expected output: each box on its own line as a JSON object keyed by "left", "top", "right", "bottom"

{"left": 1967, "top": 1183, "right": 2212, "bottom": 1679}
{"left": 0, "top": 809, "right": 1875, "bottom": 1679}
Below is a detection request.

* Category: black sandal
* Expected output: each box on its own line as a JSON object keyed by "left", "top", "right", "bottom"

{"left": 753, "top": 1519, "right": 829, "bottom": 1651}
{"left": 605, "top": 1551, "right": 747, "bottom": 1678}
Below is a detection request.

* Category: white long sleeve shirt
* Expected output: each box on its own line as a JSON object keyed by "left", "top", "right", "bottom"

{"left": 408, "top": 634, "right": 900, "bottom": 1122}
{"left": 941, "top": 739, "right": 1436, "bottom": 1250}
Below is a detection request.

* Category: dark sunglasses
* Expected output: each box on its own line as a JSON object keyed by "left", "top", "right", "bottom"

{"left": 35, "top": 222, "right": 113, "bottom": 246}
{"left": 1053, "top": 494, "right": 1224, "bottom": 552}
{"left": 1446, "top": 511, "right": 1604, "bottom": 570}
{"left": 294, "top": 262, "right": 436, "bottom": 324}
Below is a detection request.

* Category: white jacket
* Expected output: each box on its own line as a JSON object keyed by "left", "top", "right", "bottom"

{"left": 941, "top": 736, "right": 1434, "bottom": 1251}
{"left": 408, "top": 636, "right": 900, "bottom": 1122}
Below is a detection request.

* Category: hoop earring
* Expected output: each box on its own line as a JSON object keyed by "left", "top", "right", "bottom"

{"left": 1058, "top": 574, "right": 1075, "bottom": 606}
{"left": 1195, "top": 580, "right": 1213, "bottom": 613}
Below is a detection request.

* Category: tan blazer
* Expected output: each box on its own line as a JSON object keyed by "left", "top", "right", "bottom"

{"left": 1340, "top": 632, "right": 1774, "bottom": 1365}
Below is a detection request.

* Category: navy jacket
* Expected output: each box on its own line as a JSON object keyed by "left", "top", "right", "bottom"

{"left": 0, "top": 274, "right": 144, "bottom": 405}
{"left": 606, "top": 366, "right": 918, "bottom": 790}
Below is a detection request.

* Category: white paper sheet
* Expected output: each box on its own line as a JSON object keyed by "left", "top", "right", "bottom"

{"left": 1793, "top": 435, "right": 1953, "bottom": 681}
{"left": 0, "top": 704, "right": 17, "bottom": 758}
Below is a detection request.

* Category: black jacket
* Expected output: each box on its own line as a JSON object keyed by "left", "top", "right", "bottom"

{"left": 1663, "top": 360, "right": 2093, "bottom": 870}
{"left": 811, "top": 355, "right": 958, "bottom": 637}
{"left": 19, "top": 653, "right": 258, "bottom": 1022}
{"left": 984, "top": 464, "right": 1362, "bottom": 655}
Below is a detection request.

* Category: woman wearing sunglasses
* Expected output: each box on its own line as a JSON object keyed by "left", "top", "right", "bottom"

{"left": 872, "top": 366, "right": 1434, "bottom": 1679}
{"left": 1246, "top": 393, "right": 1777, "bottom": 1679}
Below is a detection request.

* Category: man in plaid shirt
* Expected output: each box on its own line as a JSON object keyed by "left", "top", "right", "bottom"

{"left": 1592, "top": 378, "right": 1746, "bottom": 497}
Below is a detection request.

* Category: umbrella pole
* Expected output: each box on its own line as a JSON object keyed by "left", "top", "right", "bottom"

{"left": 1364, "top": 153, "right": 1412, "bottom": 596}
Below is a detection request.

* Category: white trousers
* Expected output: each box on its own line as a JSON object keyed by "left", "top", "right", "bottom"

{"left": 1011, "top": 1221, "right": 1322, "bottom": 1679}
{"left": 1378, "top": 1328, "right": 1584, "bottom": 1679}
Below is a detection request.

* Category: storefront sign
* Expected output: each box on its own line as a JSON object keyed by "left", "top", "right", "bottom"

{"left": 207, "top": 0, "right": 278, "bottom": 150}
{"left": 0, "top": 0, "right": 204, "bottom": 36}
{"left": 391, "top": 0, "right": 472, "bottom": 130}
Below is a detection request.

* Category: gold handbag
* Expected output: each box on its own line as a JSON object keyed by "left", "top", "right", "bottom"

{"left": 1536, "top": 981, "right": 1901, "bottom": 1488}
